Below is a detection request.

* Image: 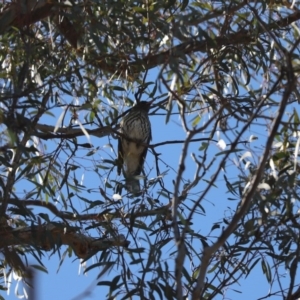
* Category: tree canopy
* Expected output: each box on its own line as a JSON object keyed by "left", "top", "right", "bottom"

{"left": 1, "top": 0, "right": 300, "bottom": 299}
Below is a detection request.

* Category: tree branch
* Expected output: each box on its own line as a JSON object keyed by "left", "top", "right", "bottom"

{"left": 8, "top": 198, "right": 172, "bottom": 222}
{"left": 0, "top": 222, "right": 129, "bottom": 259}
{"left": 192, "top": 52, "right": 295, "bottom": 299}
{"left": 1, "top": 1, "right": 300, "bottom": 77}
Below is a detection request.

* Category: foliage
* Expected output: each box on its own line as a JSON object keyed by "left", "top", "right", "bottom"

{"left": 0, "top": 0, "right": 300, "bottom": 299}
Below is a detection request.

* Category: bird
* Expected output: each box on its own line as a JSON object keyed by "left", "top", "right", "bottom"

{"left": 117, "top": 101, "right": 152, "bottom": 194}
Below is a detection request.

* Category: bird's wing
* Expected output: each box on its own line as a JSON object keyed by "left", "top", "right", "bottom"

{"left": 149, "top": 125, "right": 152, "bottom": 142}
{"left": 117, "top": 137, "right": 123, "bottom": 175}
{"left": 134, "top": 129, "right": 152, "bottom": 176}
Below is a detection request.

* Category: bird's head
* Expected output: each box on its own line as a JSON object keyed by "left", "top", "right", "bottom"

{"left": 134, "top": 99, "right": 154, "bottom": 112}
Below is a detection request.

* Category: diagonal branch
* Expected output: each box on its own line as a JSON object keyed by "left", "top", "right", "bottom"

{"left": 1, "top": 1, "right": 300, "bottom": 78}
{"left": 192, "top": 52, "right": 295, "bottom": 299}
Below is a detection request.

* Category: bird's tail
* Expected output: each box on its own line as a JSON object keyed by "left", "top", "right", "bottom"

{"left": 125, "top": 177, "right": 141, "bottom": 195}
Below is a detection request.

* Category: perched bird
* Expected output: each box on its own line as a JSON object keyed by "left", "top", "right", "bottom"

{"left": 117, "top": 101, "right": 152, "bottom": 193}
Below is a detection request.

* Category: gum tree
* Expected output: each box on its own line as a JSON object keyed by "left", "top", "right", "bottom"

{"left": 0, "top": 0, "right": 300, "bottom": 299}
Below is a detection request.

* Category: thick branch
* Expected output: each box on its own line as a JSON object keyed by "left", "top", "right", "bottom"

{"left": 1, "top": 113, "right": 115, "bottom": 140}
{"left": 124, "top": 10, "right": 300, "bottom": 74}
{"left": 0, "top": 223, "right": 129, "bottom": 259}
{"left": 8, "top": 198, "right": 172, "bottom": 222}
{"left": 1, "top": 1, "right": 300, "bottom": 77}
{"left": 0, "top": 0, "right": 55, "bottom": 34}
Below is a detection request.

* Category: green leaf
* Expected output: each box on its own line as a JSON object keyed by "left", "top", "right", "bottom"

{"left": 192, "top": 115, "right": 201, "bottom": 127}
{"left": 199, "top": 142, "right": 208, "bottom": 151}
{"left": 261, "top": 258, "right": 272, "bottom": 283}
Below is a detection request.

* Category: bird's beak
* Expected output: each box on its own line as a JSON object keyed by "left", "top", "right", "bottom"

{"left": 148, "top": 98, "right": 155, "bottom": 105}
